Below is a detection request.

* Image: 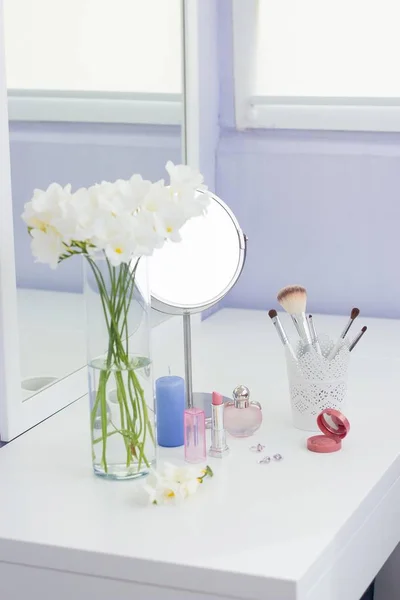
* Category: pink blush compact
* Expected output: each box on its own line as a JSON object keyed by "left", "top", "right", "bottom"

{"left": 307, "top": 409, "right": 350, "bottom": 453}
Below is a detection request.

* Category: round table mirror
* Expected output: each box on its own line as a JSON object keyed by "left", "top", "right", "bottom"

{"left": 149, "top": 190, "right": 247, "bottom": 417}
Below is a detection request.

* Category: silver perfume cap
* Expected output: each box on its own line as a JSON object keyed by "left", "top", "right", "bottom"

{"left": 233, "top": 385, "right": 250, "bottom": 409}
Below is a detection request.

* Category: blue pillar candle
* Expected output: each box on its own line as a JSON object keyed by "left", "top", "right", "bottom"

{"left": 156, "top": 376, "right": 185, "bottom": 447}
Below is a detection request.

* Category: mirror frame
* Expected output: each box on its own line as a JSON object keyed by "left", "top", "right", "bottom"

{"left": 0, "top": 0, "right": 218, "bottom": 441}
{"left": 0, "top": 26, "right": 87, "bottom": 438}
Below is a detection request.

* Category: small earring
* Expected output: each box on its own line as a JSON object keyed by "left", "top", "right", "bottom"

{"left": 273, "top": 453, "right": 283, "bottom": 461}
{"left": 250, "top": 443, "right": 265, "bottom": 453}
{"left": 258, "top": 455, "right": 271, "bottom": 464}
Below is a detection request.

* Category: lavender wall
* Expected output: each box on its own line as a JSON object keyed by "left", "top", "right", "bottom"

{"left": 217, "top": 129, "right": 400, "bottom": 318}
{"left": 10, "top": 121, "right": 180, "bottom": 292}
{"left": 216, "top": 0, "right": 400, "bottom": 319}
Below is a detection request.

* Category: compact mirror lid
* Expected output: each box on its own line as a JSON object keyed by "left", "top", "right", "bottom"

{"left": 317, "top": 409, "right": 350, "bottom": 440}
{"left": 149, "top": 190, "right": 246, "bottom": 315}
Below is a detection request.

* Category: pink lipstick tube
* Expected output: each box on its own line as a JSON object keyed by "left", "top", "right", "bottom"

{"left": 209, "top": 392, "right": 229, "bottom": 458}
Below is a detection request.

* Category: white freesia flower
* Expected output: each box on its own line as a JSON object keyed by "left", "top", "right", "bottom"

{"left": 22, "top": 183, "right": 70, "bottom": 233}
{"left": 132, "top": 211, "right": 165, "bottom": 256}
{"left": 143, "top": 463, "right": 213, "bottom": 505}
{"left": 91, "top": 180, "right": 126, "bottom": 217}
{"left": 166, "top": 161, "right": 204, "bottom": 190}
{"left": 126, "top": 174, "right": 153, "bottom": 211}
{"left": 141, "top": 180, "right": 168, "bottom": 213}
{"left": 30, "top": 227, "right": 65, "bottom": 269}
{"left": 166, "top": 161, "right": 209, "bottom": 219}
{"left": 143, "top": 472, "right": 181, "bottom": 505}
{"left": 30, "top": 182, "right": 70, "bottom": 215}
{"left": 51, "top": 187, "right": 92, "bottom": 244}
{"left": 163, "top": 462, "right": 200, "bottom": 490}
{"left": 22, "top": 162, "right": 210, "bottom": 268}
{"left": 154, "top": 204, "right": 186, "bottom": 243}
{"left": 22, "top": 201, "right": 46, "bottom": 232}
{"left": 179, "top": 188, "right": 210, "bottom": 219}
{"left": 104, "top": 238, "right": 136, "bottom": 267}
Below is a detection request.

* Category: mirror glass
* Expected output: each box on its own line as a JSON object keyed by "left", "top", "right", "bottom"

{"left": 322, "top": 413, "right": 346, "bottom": 435}
{"left": 3, "top": 0, "right": 183, "bottom": 400}
{"left": 323, "top": 414, "right": 340, "bottom": 432}
{"left": 150, "top": 192, "right": 247, "bottom": 315}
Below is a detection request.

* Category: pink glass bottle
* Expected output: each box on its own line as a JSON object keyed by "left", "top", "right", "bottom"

{"left": 224, "top": 385, "right": 262, "bottom": 437}
{"left": 184, "top": 407, "right": 206, "bottom": 463}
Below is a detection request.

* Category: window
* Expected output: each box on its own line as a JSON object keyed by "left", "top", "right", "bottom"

{"left": 4, "top": 0, "right": 182, "bottom": 124}
{"left": 233, "top": 0, "right": 400, "bottom": 131}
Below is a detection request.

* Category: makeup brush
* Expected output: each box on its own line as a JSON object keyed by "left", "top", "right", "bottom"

{"left": 277, "top": 285, "right": 313, "bottom": 345}
{"left": 308, "top": 314, "right": 322, "bottom": 355}
{"left": 349, "top": 326, "right": 367, "bottom": 352}
{"left": 340, "top": 307, "right": 360, "bottom": 339}
{"left": 268, "top": 309, "right": 297, "bottom": 362}
{"left": 328, "top": 307, "right": 360, "bottom": 360}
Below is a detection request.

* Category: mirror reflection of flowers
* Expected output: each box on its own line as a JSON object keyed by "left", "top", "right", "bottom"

{"left": 22, "top": 162, "right": 210, "bottom": 477}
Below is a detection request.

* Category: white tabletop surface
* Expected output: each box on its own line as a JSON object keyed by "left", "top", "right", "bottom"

{"left": 1, "top": 308, "right": 399, "bottom": 600}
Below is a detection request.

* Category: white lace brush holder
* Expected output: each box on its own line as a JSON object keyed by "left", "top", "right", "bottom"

{"left": 286, "top": 335, "right": 350, "bottom": 432}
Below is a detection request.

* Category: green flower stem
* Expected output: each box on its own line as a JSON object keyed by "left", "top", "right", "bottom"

{"left": 115, "top": 372, "right": 130, "bottom": 466}
{"left": 198, "top": 466, "right": 214, "bottom": 483}
{"left": 87, "top": 254, "right": 154, "bottom": 474}
{"left": 128, "top": 374, "right": 141, "bottom": 438}
{"left": 100, "top": 372, "right": 109, "bottom": 472}
{"left": 93, "top": 430, "right": 119, "bottom": 444}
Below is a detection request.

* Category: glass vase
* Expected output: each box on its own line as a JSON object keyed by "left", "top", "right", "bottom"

{"left": 83, "top": 254, "right": 155, "bottom": 480}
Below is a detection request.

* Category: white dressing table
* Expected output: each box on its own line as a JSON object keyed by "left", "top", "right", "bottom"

{"left": 0, "top": 308, "right": 399, "bottom": 600}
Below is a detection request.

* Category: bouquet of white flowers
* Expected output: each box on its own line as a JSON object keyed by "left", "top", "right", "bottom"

{"left": 23, "top": 162, "right": 209, "bottom": 479}
{"left": 23, "top": 161, "right": 209, "bottom": 269}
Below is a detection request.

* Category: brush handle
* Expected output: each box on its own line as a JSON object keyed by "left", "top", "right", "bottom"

{"left": 328, "top": 317, "right": 355, "bottom": 360}
{"left": 271, "top": 315, "right": 297, "bottom": 362}
{"left": 349, "top": 328, "right": 367, "bottom": 352}
{"left": 308, "top": 316, "right": 322, "bottom": 355}
{"left": 291, "top": 313, "right": 313, "bottom": 345}
{"left": 339, "top": 317, "right": 354, "bottom": 340}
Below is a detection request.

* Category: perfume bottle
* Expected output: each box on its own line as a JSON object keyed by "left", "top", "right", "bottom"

{"left": 224, "top": 385, "right": 262, "bottom": 438}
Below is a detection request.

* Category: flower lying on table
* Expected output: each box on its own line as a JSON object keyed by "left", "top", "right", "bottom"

{"left": 144, "top": 463, "right": 214, "bottom": 505}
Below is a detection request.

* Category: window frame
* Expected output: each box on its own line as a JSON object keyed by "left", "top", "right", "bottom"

{"left": 232, "top": 0, "right": 400, "bottom": 132}
{"left": 5, "top": 0, "right": 183, "bottom": 126}
{"left": 7, "top": 90, "right": 182, "bottom": 125}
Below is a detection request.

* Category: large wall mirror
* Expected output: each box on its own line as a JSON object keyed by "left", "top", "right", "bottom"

{"left": 0, "top": 0, "right": 186, "bottom": 440}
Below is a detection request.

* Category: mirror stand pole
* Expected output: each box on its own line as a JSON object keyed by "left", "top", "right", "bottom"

{"left": 183, "top": 312, "right": 194, "bottom": 408}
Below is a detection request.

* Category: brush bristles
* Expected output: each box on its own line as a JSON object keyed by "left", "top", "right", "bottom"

{"left": 351, "top": 307, "right": 360, "bottom": 320}
{"left": 361, "top": 326, "right": 367, "bottom": 332}
{"left": 268, "top": 309, "right": 277, "bottom": 319}
{"left": 277, "top": 285, "right": 307, "bottom": 315}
